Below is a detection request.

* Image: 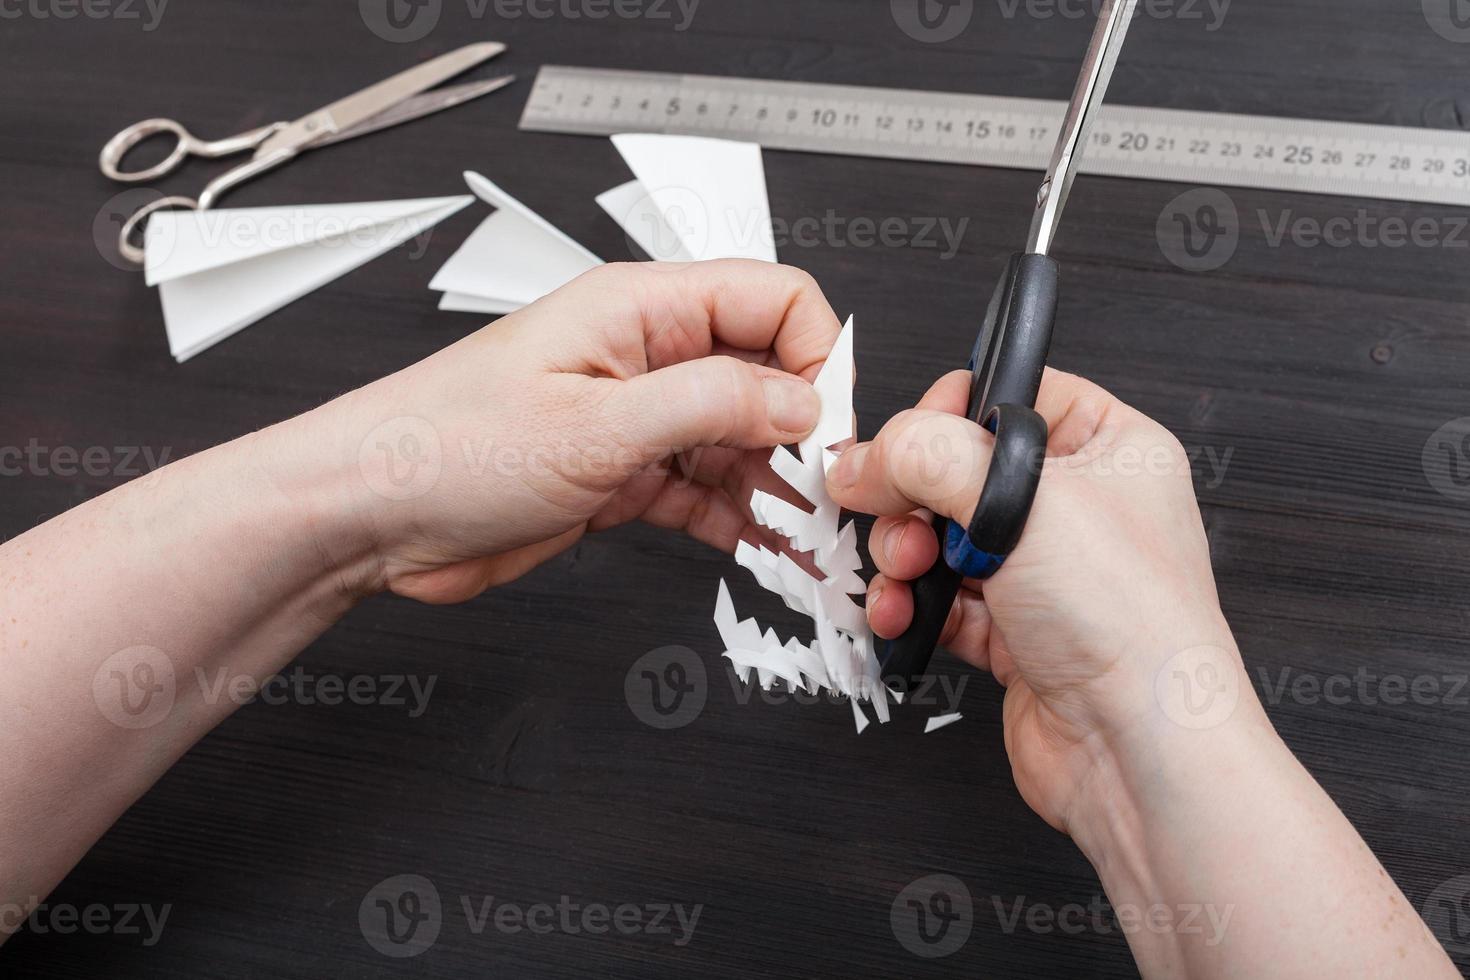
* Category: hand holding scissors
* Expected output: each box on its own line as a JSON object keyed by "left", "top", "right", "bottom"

{"left": 877, "top": 0, "right": 1140, "bottom": 691}
{"left": 99, "top": 42, "right": 515, "bottom": 265}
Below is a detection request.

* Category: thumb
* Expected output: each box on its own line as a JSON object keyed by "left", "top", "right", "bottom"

{"left": 603, "top": 355, "right": 821, "bottom": 468}
{"left": 826, "top": 408, "right": 993, "bottom": 522}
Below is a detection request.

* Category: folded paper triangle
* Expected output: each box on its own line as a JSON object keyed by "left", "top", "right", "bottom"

{"left": 605, "top": 134, "right": 776, "bottom": 263}
{"left": 145, "top": 195, "right": 473, "bottom": 362}
{"left": 428, "top": 171, "right": 603, "bottom": 314}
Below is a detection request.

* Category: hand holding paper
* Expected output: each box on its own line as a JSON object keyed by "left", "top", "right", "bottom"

{"left": 333, "top": 259, "right": 844, "bottom": 605}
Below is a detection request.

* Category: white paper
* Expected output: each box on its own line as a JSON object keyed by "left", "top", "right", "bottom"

{"left": 145, "top": 195, "right": 473, "bottom": 362}
{"left": 925, "top": 712, "right": 964, "bottom": 734}
{"left": 429, "top": 171, "right": 603, "bottom": 312}
{"left": 595, "top": 180, "right": 696, "bottom": 263}
{"left": 608, "top": 134, "right": 777, "bottom": 263}
{"left": 437, "top": 292, "right": 523, "bottom": 316}
{"left": 710, "top": 317, "right": 895, "bottom": 733}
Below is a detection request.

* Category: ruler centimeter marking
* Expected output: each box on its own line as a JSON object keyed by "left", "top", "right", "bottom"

{"left": 519, "top": 66, "right": 1470, "bottom": 208}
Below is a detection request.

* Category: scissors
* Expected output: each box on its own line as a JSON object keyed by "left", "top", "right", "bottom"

{"left": 878, "top": 0, "right": 1140, "bottom": 692}
{"left": 100, "top": 42, "right": 515, "bottom": 265}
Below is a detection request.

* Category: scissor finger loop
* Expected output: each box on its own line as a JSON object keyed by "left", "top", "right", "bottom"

{"left": 116, "top": 194, "right": 199, "bottom": 267}
{"left": 942, "top": 404, "right": 1048, "bottom": 580}
{"left": 99, "top": 119, "right": 284, "bottom": 183}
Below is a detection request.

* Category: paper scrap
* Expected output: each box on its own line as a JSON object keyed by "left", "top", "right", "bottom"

{"left": 924, "top": 712, "right": 963, "bottom": 734}
{"left": 605, "top": 134, "right": 776, "bottom": 263}
{"left": 711, "top": 316, "right": 894, "bottom": 733}
{"left": 429, "top": 171, "right": 602, "bottom": 314}
{"left": 145, "top": 195, "right": 473, "bottom": 362}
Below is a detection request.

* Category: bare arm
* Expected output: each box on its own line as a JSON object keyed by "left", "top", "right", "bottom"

{"left": 827, "top": 368, "right": 1457, "bottom": 978}
{"left": 0, "top": 260, "right": 843, "bottom": 936}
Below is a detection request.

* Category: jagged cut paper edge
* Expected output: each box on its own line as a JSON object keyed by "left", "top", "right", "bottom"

{"left": 711, "top": 316, "right": 898, "bottom": 732}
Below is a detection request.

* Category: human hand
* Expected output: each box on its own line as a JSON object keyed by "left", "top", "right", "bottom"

{"left": 305, "top": 260, "right": 842, "bottom": 605}
{"left": 824, "top": 368, "right": 1251, "bottom": 833}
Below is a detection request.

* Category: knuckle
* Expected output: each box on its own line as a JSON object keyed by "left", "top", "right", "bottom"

{"left": 707, "top": 355, "right": 756, "bottom": 434}
{"left": 782, "top": 264, "right": 821, "bottom": 294}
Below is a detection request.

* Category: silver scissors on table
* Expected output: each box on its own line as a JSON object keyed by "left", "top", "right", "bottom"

{"left": 100, "top": 42, "right": 515, "bottom": 265}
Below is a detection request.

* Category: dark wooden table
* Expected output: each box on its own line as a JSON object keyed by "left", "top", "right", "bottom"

{"left": 3, "top": 0, "right": 1469, "bottom": 976}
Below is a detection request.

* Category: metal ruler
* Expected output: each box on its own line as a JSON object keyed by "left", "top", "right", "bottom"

{"left": 519, "top": 66, "right": 1470, "bottom": 208}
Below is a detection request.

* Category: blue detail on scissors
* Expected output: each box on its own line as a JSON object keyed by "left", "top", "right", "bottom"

{"left": 943, "top": 521, "right": 1007, "bottom": 579}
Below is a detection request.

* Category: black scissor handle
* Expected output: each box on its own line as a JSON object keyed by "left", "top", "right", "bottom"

{"left": 878, "top": 252, "right": 1059, "bottom": 694}
{"left": 942, "top": 403, "right": 1047, "bottom": 577}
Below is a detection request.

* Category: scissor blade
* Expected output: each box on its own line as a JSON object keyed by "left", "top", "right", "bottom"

{"left": 256, "top": 42, "right": 506, "bottom": 157}
{"left": 309, "top": 75, "right": 516, "bottom": 148}
{"left": 1025, "top": 0, "right": 1138, "bottom": 255}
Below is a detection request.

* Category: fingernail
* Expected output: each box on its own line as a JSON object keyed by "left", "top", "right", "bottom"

{"left": 868, "top": 581, "right": 884, "bottom": 611}
{"left": 883, "top": 520, "right": 909, "bottom": 563}
{"left": 828, "top": 444, "right": 868, "bottom": 490}
{"left": 763, "top": 378, "right": 820, "bottom": 434}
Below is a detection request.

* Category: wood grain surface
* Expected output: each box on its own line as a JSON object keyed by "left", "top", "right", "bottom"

{"left": 2, "top": 0, "right": 1468, "bottom": 976}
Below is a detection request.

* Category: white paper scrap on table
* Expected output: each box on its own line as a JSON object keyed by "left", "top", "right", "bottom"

{"left": 429, "top": 171, "right": 603, "bottom": 314}
{"left": 711, "top": 316, "right": 897, "bottom": 733}
{"left": 145, "top": 195, "right": 473, "bottom": 362}
{"left": 605, "top": 134, "right": 777, "bottom": 263}
{"left": 925, "top": 712, "right": 964, "bottom": 734}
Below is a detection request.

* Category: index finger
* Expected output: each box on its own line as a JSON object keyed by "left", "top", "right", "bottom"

{"left": 544, "top": 260, "right": 844, "bottom": 383}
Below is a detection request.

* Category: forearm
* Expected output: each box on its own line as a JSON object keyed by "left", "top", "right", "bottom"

{"left": 0, "top": 407, "right": 376, "bottom": 928}
{"left": 1069, "top": 651, "right": 1454, "bottom": 978}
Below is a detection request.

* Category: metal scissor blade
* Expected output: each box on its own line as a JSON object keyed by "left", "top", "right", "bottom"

{"left": 1025, "top": 0, "right": 1138, "bottom": 255}
{"left": 255, "top": 42, "right": 506, "bottom": 157}
{"left": 309, "top": 75, "right": 516, "bottom": 148}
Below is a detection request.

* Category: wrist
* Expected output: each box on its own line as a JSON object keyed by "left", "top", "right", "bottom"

{"left": 248, "top": 400, "right": 394, "bottom": 602}
{"left": 1061, "top": 651, "right": 1283, "bottom": 915}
